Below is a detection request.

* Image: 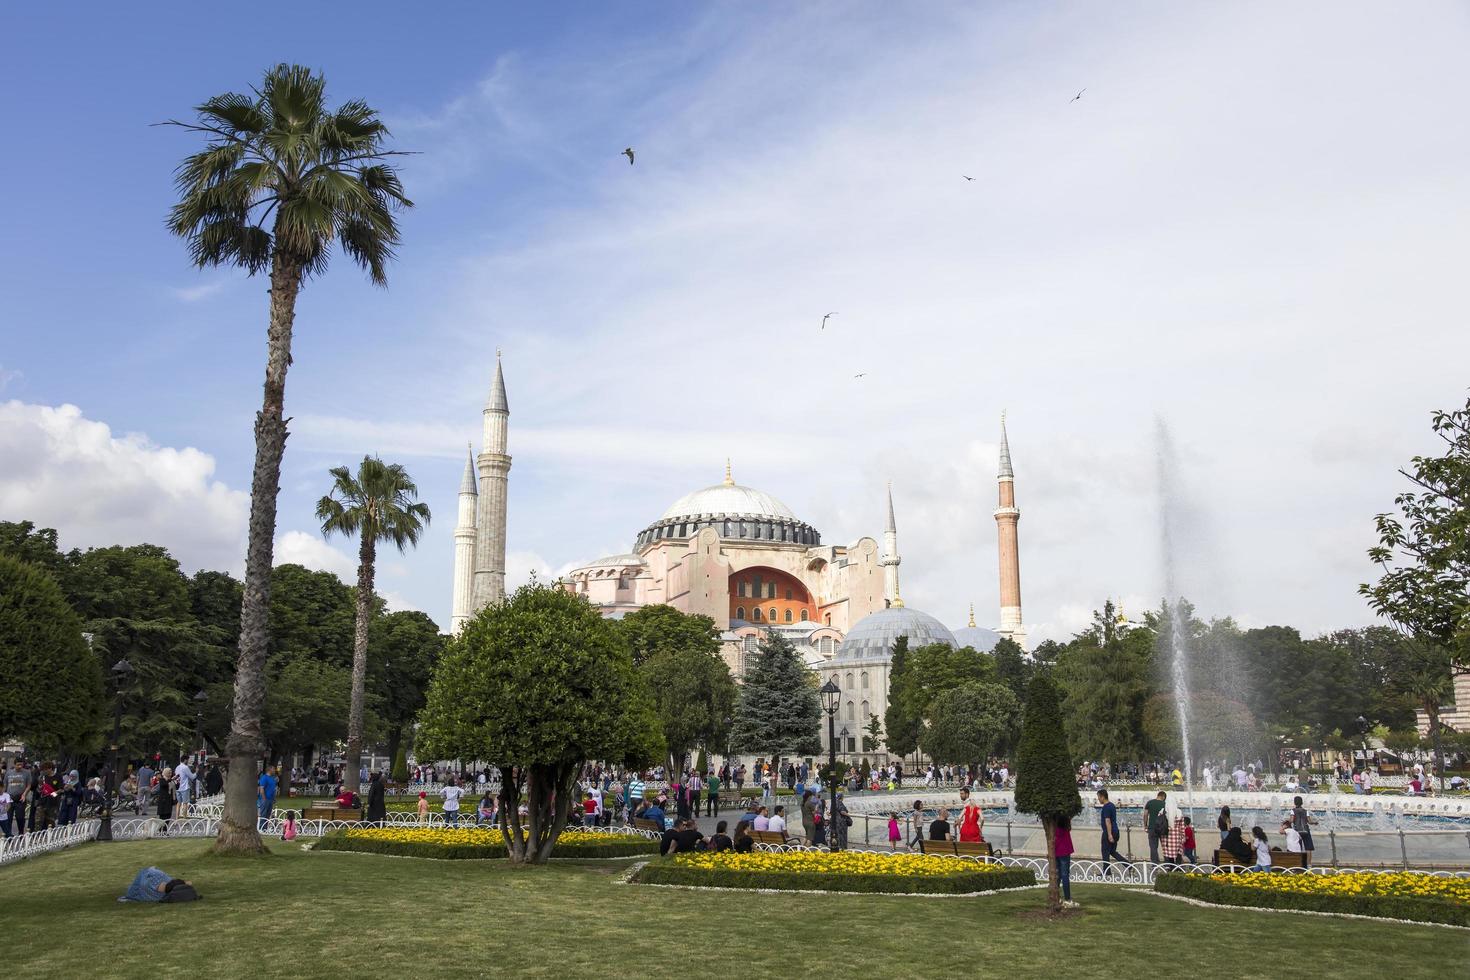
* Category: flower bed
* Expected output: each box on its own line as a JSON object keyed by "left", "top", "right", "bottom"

{"left": 313, "top": 826, "right": 659, "bottom": 860}
{"left": 633, "top": 850, "right": 1035, "bottom": 894}
{"left": 1154, "top": 871, "right": 1470, "bottom": 927}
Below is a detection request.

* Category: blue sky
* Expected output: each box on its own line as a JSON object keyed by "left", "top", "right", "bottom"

{"left": 4, "top": 2, "right": 1469, "bottom": 638}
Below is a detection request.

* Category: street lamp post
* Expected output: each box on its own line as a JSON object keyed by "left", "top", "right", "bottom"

{"left": 819, "top": 678, "right": 840, "bottom": 853}
{"left": 97, "top": 658, "right": 133, "bottom": 843}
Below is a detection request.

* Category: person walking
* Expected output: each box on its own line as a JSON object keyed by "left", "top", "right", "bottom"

{"left": 365, "top": 772, "right": 387, "bottom": 825}
{"left": 1097, "top": 789, "right": 1129, "bottom": 877}
{"left": 1290, "top": 796, "right": 1317, "bottom": 868}
{"left": 625, "top": 774, "right": 645, "bottom": 822}
{"left": 1160, "top": 798, "right": 1186, "bottom": 870}
{"left": 833, "top": 792, "right": 850, "bottom": 850}
{"left": 136, "top": 761, "right": 154, "bottom": 816}
{"left": 704, "top": 770, "right": 720, "bottom": 817}
{"left": 256, "top": 764, "right": 278, "bottom": 830}
{"left": 1055, "top": 814, "right": 1077, "bottom": 908}
{"left": 5, "top": 761, "right": 28, "bottom": 834}
{"left": 174, "top": 758, "right": 194, "bottom": 818}
{"left": 1144, "top": 790, "right": 1167, "bottom": 864}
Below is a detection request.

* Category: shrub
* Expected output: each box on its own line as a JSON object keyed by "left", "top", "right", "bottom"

{"left": 313, "top": 827, "right": 658, "bottom": 861}
{"left": 1154, "top": 872, "right": 1470, "bottom": 928}
{"left": 633, "top": 851, "right": 1036, "bottom": 895}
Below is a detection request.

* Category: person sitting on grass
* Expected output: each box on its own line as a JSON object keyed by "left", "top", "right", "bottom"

{"left": 119, "top": 867, "right": 198, "bottom": 903}
{"left": 281, "top": 810, "right": 298, "bottom": 842}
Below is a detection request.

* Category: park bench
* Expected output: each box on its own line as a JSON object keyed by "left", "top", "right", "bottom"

{"left": 746, "top": 829, "right": 800, "bottom": 846}
{"left": 918, "top": 839, "right": 995, "bottom": 858}
{"left": 1213, "top": 848, "right": 1307, "bottom": 870}
{"left": 717, "top": 790, "right": 744, "bottom": 806}
{"left": 633, "top": 818, "right": 665, "bottom": 834}
{"left": 302, "top": 802, "right": 363, "bottom": 822}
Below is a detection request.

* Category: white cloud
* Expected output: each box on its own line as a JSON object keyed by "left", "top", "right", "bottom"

{"left": 169, "top": 279, "right": 231, "bottom": 303}
{"left": 0, "top": 365, "right": 21, "bottom": 392}
{"left": 273, "top": 530, "right": 356, "bottom": 580}
{"left": 0, "top": 400, "right": 248, "bottom": 571}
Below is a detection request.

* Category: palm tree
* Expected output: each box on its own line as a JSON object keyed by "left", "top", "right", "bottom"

{"left": 164, "top": 65, "right": 412, "bottom": 854}
{"left": 317, "top": 457, "right": 431, "bottom": 791}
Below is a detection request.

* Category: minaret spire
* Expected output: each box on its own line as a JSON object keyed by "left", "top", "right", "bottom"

{"left": 472, "top": 352, "right": 512, "bottom": 610}
{"left": 993, "top": 411, "right": 1026, "bottom": 650}
{"left": 451, "top": 444, "right": 480, "bottom": 633}
{"left": 881, "top": 482, "right": 903, "bottom": 608}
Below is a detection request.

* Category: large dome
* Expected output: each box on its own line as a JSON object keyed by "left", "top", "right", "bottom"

{"left": 835, "top": 606, "right": 957, "bottom": 661}
{"left": 952, "top": 625, "right": 1002, "bottom": 652}
{"left": 635, "top": 476, "right": 820, "bottom": 550}
{"left": 660, "top": 483, "right": 797, "bottom": 522}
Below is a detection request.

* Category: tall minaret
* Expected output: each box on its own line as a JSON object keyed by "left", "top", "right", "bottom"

{"left": 472, "top": 352, "right": 511, "bottom": 611}
{"left": 450, "top": 444, "right": 479, "bottom": 634}
{"left": 994, "top": 411, "right": 1026, "bottom": 649}
{"left": 881, "top": 483, "right": 903, "bottom": 608}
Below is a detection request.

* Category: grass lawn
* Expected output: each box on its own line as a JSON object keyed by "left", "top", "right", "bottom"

{"left": 4, "top": 839, "right": 1463, "bottom": 979}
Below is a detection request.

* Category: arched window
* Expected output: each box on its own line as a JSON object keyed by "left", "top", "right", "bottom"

{"left": 845, "top": 672, "right": 853, "bottom": 689}
{"left": 800, "top": 609, "right": 809, "bottom": 621}
{"left": 753, "top": 608, "right": 762, "bottom": 621}
{"left": 735, "top": 606, "right": 745, "bottom": 620}
{"left": 861, "top": 671, "right": 869, "bottom": 688}
{"left": 784, "top": 609, "right": 793, "bottom": 623}
{"left": 824, "top": 614, "right": 832, "bottom": 626}
{"left": 767, "top": 582, "right": 776, "bottom": 599}
{"left": 768, "top": 607, "right": 777, "bottom": 622}
{"left": 738, "top": 581, "right": 747, "bottom": 597}
{"left": 846, "top": 700, "right": 855, "bottom": 720}
{"left": 785, "top": 587, "right": 793, "bottom": 600}
{"left": 861, "top": 700, "right": 870, "bottom": 719}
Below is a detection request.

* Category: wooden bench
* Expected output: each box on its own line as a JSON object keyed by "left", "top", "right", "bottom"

{"left": 746, "top": 829, "right": 799, "bottom": 846}
{"left": 1213, "top": 848, "right": 1307, "bottom": 870}
{"left": 918, "top": 838, "right": 995, "bottom": 858}
{"left": 633, "top": 818, "right": 665, "bottom": 834}
{"left": 302, "top": 802, "right": 363, "bottom": 822}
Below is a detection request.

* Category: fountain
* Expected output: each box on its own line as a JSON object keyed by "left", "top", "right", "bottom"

{"left": 1157, "top": 419, "right": 1196, "bottom": 818}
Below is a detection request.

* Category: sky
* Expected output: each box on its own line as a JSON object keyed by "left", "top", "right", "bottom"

{"left": 2, "top": 2, "right": 1468, "bottom": 641}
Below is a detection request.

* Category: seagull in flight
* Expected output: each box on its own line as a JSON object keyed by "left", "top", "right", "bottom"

{"left": 1070, "top": 89, "right": 1085, "bottom": 103}
{"left": 622, "top": 147, "right": 635, "bottom": 165}
{"left": 962, "top": 175, "right": 975, "bottom": 181}
{"left": 853, "top": 372, "right": 867, "bottom": 379}
{"left": 821, "top": 312, "right": 837, "bottom": 329}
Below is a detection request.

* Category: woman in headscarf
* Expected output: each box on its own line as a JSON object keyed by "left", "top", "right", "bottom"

{"left": 1160, "top": 798, "right": 1187, "bottom": 868}
{"left": 155, "top": 768, "right": 175, "bottom": 834}
{"left": 58, "top": 770, "right": 82, "bottom": 826}
{"left": 365, "top": 771, "right": 387, "bottom": 825}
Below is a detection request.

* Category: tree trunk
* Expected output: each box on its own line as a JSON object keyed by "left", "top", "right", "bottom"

{"left": 498, "top": 765, "right": 527, "bottom": 864}
{"left": 344, "top": 534, "right": 376, "bottom": 792}
{"left": 1043, "top": 817, "right": 1060, "bottom": 910}
{"left": 213, "top": 250, "right": 302, "bottom": 856}
{"left": 386, "top": 725, "right": 403, "bottom": 780}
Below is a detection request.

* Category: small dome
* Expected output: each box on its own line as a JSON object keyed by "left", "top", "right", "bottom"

{"left": 660, "top": 483, "right": 797, "bottom": 522}
{"left": 835, "top": 606, "right": 957, "bottom": 662}
{"left": 952, "top": 625, "right": 1002, "bottom": 652}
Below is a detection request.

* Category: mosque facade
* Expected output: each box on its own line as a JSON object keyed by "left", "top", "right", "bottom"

{"left": 450, "top": 357, "right": 1028, "bottom": 762}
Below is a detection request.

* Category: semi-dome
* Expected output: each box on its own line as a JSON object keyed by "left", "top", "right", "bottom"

{"left": 952, "top": 625, "right": 1002, "bottom": 652}
{"left": 635, "top": 468, "right": 820, "bottom": 550}
{"left": 835, "top": 606, "right": 957, "bottom": 661}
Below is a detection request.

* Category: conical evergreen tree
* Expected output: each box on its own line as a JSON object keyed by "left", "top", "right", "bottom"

{"left": 1015, "top": 672, "right": 1083, "bottom": 910}
{"left": 730, "top": 630, "right": 821, "bottom": 775}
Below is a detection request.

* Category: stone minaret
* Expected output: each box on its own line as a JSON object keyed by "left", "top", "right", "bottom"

{"left": 881, "top": 483, "right": 903, "bottom": 608}
{"left": 472, "top": 352, "right": 511, "bottom": 611}
{"left": 450, "top": 444, "right": 479, "bottom": 634}
{"left": 994, "top": 411, "right": 1026, "bottom": 649}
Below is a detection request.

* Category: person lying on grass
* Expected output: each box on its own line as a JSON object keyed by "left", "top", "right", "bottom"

{"left": 119, "top": 867, "right": 199, "bottom": 903}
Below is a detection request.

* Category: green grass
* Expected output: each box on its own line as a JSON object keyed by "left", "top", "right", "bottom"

{"left": 3, "top": 839, "right": 1462, "bottom": 979}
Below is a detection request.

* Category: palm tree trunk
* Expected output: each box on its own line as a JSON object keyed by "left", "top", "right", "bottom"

{"left": 214, "top": 251, "right": 302, "bottom": 856}
{"left": 343, "top": 534, "right": 376, "bottom": 792}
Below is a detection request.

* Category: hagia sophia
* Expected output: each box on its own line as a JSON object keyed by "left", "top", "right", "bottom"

{"left": 449, "top": 355, "right": 1028, "bottom": 761}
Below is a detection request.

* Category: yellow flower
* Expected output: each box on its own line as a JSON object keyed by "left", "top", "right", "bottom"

{"left": 670, "top": 851, "right": 1005, "bottom": 878}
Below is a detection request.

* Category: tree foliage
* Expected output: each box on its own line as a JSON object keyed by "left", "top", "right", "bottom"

{"left": 921, "top": 682, "right": 1020, "bottom": 769}
{"left": 1014, "top": 673, "right": 1082, "bottom": 910}
{"left": 882, "top": 636, "right": 920, "bottom": 757}
{"left": 0, "top": 554, "right": 104, "bottom": 753}
{"left": 729, "top": 630, "right": 821, "bottom": 763}
{"left": 1054, "top": 602, "right": 1153, "bottom": 762}
{"left": 417, "top": 583, "right": 661, "bottom": 864}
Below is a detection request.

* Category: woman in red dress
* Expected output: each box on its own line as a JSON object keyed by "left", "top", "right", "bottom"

{"left": 957, "top": 788, "right": 984, "bottom": 842}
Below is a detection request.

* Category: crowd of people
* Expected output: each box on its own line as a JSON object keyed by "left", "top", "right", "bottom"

{"left": 0, "top": 754, "right": 221, "bottom": 839}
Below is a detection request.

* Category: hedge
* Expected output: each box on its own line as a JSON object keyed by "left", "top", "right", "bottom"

{"left": 313, "top": 830, "right": 659, "bottom": 861}
{"left": 1154, "top": 873, "right": 1470, "bottom": 928}
{"left": 632, "top": 862, "right": 1036, "bottom": 895}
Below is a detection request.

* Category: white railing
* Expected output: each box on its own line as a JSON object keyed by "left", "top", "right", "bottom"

{"left": 0, "top": 821, "right": 97, "bottom": 866}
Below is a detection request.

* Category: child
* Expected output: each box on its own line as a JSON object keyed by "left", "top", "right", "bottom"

{"left": 281, "top": 810, "right": 297, "bottom": 841}
{"left": 887, "top": 812, "right": 902, "bottom": 851}
{"left": 1250, "top": 826, "right": 1273, "bottom": 872}
{"left": 1182, "top": 815, "right": 1197, "bottom": 865}
{"left": 417, "top": 791, "right": 429, "bottom": 822}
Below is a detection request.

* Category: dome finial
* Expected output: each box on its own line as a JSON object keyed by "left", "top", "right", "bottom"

{"left": 723, "top": 458, "right": 734, "bottom": 486}
{"left": 968, "top": 603, "right": 976, "bottom": 628}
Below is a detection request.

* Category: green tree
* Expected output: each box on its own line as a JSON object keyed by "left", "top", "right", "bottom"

{"left": 729, "top": 630, "right": 822, "bottom": 776}
{"left": 416, "top": 584, "right": 661, "bottom": 864}
{"left": 1054, "top": 602, "right": 1154, "bottom": 762}
{"left": 0, "top": 554, "right": 103, "bottom": 753}
{"left": 921, "top": 682, "right": 1020, "bottom": 773}
{"left": 616, "top": 605, "right": 735, "bottom": 775}
{"left": 862, "top": 712, "right": 883, "bottom": 753}
{"left": 316, "top": 456, "right": 431, "bottom": 789}
{"left": 0, "top": 520, "right": 76, "bottom": 585}
{"left": 1014, "top": 673, "right": 1082, "bottom": 911}
{"left": 1141, "top": 691, "right": 1257, "bottom": 763}
{"left": 1361, "top": 395, "right": 1470, "bottom": 791}
{"left": 368, "top": 609, "right": 445, "bottom": 773}
{"left": 268, "top": 564, "right": 357, "bottom": 668}
{"left": 883, "top": 636, "right": 921, "bottom": 757}
{"left": 165, "top": 64, "right": 413, "bottom": 855}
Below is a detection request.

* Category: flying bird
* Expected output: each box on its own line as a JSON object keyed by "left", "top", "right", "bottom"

{"left": 962, "top": 175, "right": 975, "bottom": 181}
{"left": 821, "top": 312, "right": 837, "bottom": 329}
{"left": 622, "top": 147, "right": 635, "bottom": 165}
{"left": 853, "top": 373, "right": 867, "bottom": 379}
{"left": 1070, "top": 89, "right": 1085, "bottom": 103}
